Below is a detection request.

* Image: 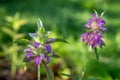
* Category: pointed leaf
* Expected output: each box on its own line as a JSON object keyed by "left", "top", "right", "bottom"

{"left": 50, "top": 54, "right": 60, "bottom": 58}
{"left": 94, "top": 48, "right": 99, "bottom": 61}
{"left": 60, "top": 73, "right": 73, "bottom": 79}
{"left": 43, "top": 63, "right": 54, "bottom": 80}
{"left": 46, "top": 38, "right": 69, "bottom": 44}
{"left": 38, "top": 27, "right": 45, "bottom": 35}
{"left": 93, "top": 9, "right": 98, "bottom": 17}
{"left": 37, "top": 18, "right": 43, "bottom": 28}
{"left": 14, "top": 38, "right": 30, "bottom": 45}
{"left": 29, "top": 33, "right": 37, "bottom": 38}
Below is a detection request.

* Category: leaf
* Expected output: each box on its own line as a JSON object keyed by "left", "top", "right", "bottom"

{"left": 37, "top": 18, "right": 43, "bottom": 28}
{"left": 93, "top": 9, "right": 98, "bottom": 17}
{"left": 2, "top": 27, "right": 15, "bottom": 37}
{"left": 50, "top": 54, "right": 60, "bottom": 58}
{"left": 94, "top": 47, "right": 99, "bottom": 61}
{"left": 29, "top": 33, "right": 37, "bottom": 38}
{"left": 46, "top": 38, "right": 69, "bottom": 44}
{"left": 14, "top": 38, "right": 30, "bottom": 45}
{"left": 38, "top": 27, "right": 45, "bottom": 35}
{"left": 43, "top": 63, "right": 54, "bottom": 80}
{"left": 60, "top": 73, "right": 73, "bottom": 78}
{"left": 101, "top": 10, "right": 106, "bottom": 17}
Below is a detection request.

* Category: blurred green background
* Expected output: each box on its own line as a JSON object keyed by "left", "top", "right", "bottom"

{"left": 0, "top": 0, "right": 120, "bottom": 80}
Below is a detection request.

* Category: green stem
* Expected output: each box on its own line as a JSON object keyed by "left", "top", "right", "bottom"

{"left": 80, "top": 50, "right": 91, "bottom": 80}
{"left": 11, "top": 52, "right": 17, "bottom": 80}
{"left": 38, "top": 65, "right": 40, "bottom": 80}
{"left": 80, "top": 62, "right": 87, "bottom": 80}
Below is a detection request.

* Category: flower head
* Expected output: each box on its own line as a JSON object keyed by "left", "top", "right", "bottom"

{"left": 81, "top": 32, "right": 104, "bottom": 48}
{"left": 23, "top": 19, "right": 60, "bottom": 66}
{"left": 85, "top": 13, "right": 106, "bottom": 32}
{"left": 81, "top": 12, "right": 106, "bottom": 49}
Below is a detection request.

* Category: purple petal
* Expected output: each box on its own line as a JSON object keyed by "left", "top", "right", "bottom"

{"left": 92, "top": 13, "right": 98, "bottom": 20}
{"left": 46, "top": 56, "right": 50, "bottom": 64}
{"left": 25, "top": 52, "right": 33, "bottom": 58}
{"left": 34, "top": 54, "right": 44, "bottom": 65}
{"left": 98, "top": 18, "right": 105, "bottom": 26}
{"left": 34, "top": 42, "right": 40, "bottom": 48}
{"left": 24, "top": 48, "right": 32, "bottom": 53}
{"left": 44, "top": 44, "right": 52, "bottom": 53}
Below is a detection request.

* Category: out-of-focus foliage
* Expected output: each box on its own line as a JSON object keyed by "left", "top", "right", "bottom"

{"left": 0, "top": 0, "right": 120, "bottom": 80}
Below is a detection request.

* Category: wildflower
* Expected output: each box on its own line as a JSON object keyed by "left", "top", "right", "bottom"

{"left": 23, "top": 19, "right": 62, "bottom": 65}
{"left": 85, "top": 13, "right": 106, "bottom": 32}
{"left": 81, "top": 32, "right": 104, "bottom": 48}
{"left": 34, "top": 54, "right": 44, "bottom": 65}
{"left": 81, "top": 12, "right": 106, "bottom": 49}
{"left": 24, "top": 39, "right": 57, "bottom": 65}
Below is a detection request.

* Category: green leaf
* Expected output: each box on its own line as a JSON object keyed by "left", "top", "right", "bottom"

{"left": 94, "top": 47, "right": 99, "bottom": 61}
{"left": 50, "top": 54, "right": 60, "bottom": 58}
{"left": 93, "top": 9, "right": 98, "bottom": 17}
{"left": 101, "top": 10, "right": 106, "bottom": 17}
{"left": 37, "top": 18, "right": 43, "bottom": 28}
{"left": 60, "top": 73, "right": 73, "bottom": 78}
{"left": 46, "top": 38, "right": 69, "bottom": 44}
{"left": 55, "top": 38, "right": 69, "bottom": 43}
{"left": 38, "top": 27, "right": 45, "bottom": 35}
{"left": 14, "top": 38, "right": 30, "bottom": 45}
{"left": 43, "top": 63, "right": 54, "bottom": 80}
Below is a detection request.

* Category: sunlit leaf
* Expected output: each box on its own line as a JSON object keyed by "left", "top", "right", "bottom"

{"left": 37, "top": 18, "right": 43, "bottom": 28}
{"left": 2, "top": 27, "right": 15, "bottom": 37}
{"left": 93, "top": 9, "right": 98, "bottom": 17}
{"left": 60, "top": 73, "right": 73, "bottom": 78}
{"left": 101, "top": 10, "right": 106, "bottom": 17}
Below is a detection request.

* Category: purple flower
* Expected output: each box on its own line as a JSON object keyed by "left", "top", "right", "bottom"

{"left": 85, "top": 13, "right": 106, "bottom": 32}
{"left": 46, "top": 55, "right": 50, "bottom": 64}
{"left": 34, "top": 54, "right": 44, "bottom": 65}
{"left": 34, "top": 42, "right": 40, "bottom": 48}
{"left": 25, "top": 52, "right": 33, "bottom": 58}
{"left": 44, "top": 44, "right": 52, "bottom": 53}
{"left": 24, "top": 48, "right": 32, "bottom": 53}
{"left": 81, "top": 32, "right": 105, "bottom": 48}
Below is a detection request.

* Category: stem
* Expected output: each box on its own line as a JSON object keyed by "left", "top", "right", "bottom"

{"left": 80, "top": 62, "right": 87, "bottom": 80}
{"left": 80, "top": 50, "right": 91, "bottom": 80}
{"left": 11, "top": 52, "right": 17, "bottom": 80}
{"left": 38, "top": 65, "right": 40, "bottom": 80}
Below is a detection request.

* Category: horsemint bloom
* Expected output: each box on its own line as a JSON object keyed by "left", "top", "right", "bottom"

{"left": 24, "top": 39, "right": 57, "bottom": 65}
{"left": 22, "top": 19, "right": 67, "bottom": 66}
{"left": 15, "top": 19, "right": 68, "bottom": 80}
{"left": 81, "top": 12, "right": 107, "bottom": 49}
